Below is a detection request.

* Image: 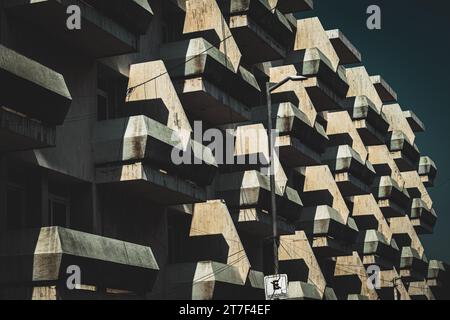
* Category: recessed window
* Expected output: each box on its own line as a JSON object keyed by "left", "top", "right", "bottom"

{"left": 48, "top": 194, "right": 70, "bottom": 228}
{"left": 97, "top": 65, "right": 127, "bottom": 121}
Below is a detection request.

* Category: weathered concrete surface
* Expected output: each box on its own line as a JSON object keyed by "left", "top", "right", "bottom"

{"left": 0, "top": 227, "right": 159, "bottom": 292}
{"left": 0, "top": 44, "right": 72, "bottom": 125}
{"left": 4, "top": 0, "right": 138, "bottom": 57}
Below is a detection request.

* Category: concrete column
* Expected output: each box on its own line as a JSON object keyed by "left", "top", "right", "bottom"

{"left": 41, "top": 170, "right": 49, "bottom": 227}
{"left": 0, "top": 154, "right": 7, "bottom": 233}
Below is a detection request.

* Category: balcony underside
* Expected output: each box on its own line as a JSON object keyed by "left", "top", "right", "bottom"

{"left": 164, "top": 262, "right": 263, "bottom": 300}
{"left": 0, "top": 45, "right": 71, "bottom": 125}
{"left": 233, "top": 208, "right": 295, "bottom": 237}
{"left": 4, "top": 0, "right": 138, "bottom": 58}
{"left": 215, "top": 171, "right": 303, "bottom": 222}
{"left": 229, "top": 15, "right": 287, "bottom": 64}
{"left": 277, "top": 135, "right": 322, "bottom": 167}
{"left": 160, "top": 38, "right": 261, "bottom": 107}
{"left": 174, "top": 78, "right": 251, "bottom": 125}
{"left": 96, "top": 163, "right": 207, "bottom": 205}
{"left": 0, "top": 108, "right": 55, "bottom": 151}
{"left": 287, "top": 281, "right": 322, "bottom": 300}
{"left": 0, "top": 227, "right": 159, "bottom": 293}
{"left": 84, "top": 0, "right": 154, "bottom": 34}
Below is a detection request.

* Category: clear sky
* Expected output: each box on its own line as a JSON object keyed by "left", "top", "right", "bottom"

{"left": 297, "top": 0, "right": 450, "bottom": 263}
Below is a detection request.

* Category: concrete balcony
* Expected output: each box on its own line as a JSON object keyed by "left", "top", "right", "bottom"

{"left": 355, "top": 230, "right": 400, "bottom": 270}
{"left": 372, "top": 176, "right": 411, "bottom": 218}
{"left": 408, "top": 280, "right": 435, "bottom": 300}
{"left": 296, "top": 206, "right": 358, "bottom": 258}
{"left": 403, "top": 110, "right": 425, "bottom": 133}
{"left": 164, "top": 262, "right": 263, "bottom": 300}
{"left": 286, "top": 282, "right": 322, "bottom": 300}
{"left": 0, "top": 227, "right": 159, "bottom": 293}
{"left": 234, "top": 208, "right": 295, "bottom": 238}
{"left": 0, "top": 45, "right": 71, "bottom": 151}
{"left": 173, "top": 78, "right": 251, "bottom": 125}
{"left": 0, "top": 108, "right": 56, "bottom": 151}
{"left": 93, "top": 115, "right": 217, "bottom": 186}
{"left": 370, "top": 75, "right": 398, "bottom": 103}
{"left": 399, "top": 247, "right": 428, "bottom": 282}
{"left": 84, "top": 0, "right": 154, "bottom": 34}
{"left": 410, "top": 199, "right": 437, "bottom": 235}
{"left": 285, "top": 48, "right": 349, "bottom": 111}
{"left": 215, "top": 170, "right": 303, "bottom": 223}
{"left": 326, "top": 29, "right": 362, "bottom": 65}
{"left": 252, "top": 103, "right": 328, "bottom": 167}
{"left": 0, "top": 45, "right": 72, "bottom": 126}
{"left": 427, "top": 260, "right": 450, "bottom": 300}
{"left": 94, "top": 116, "right": 217, "bottom": 205}
{"left": 4, "top": 0, "right": 138, "bottom": 57}
{"left": 275, "top": 0, "right": 313, "bottom": 14}
{"left": 160, "top": 38, "right": 261, "bottom": 107}
{"left": 322, "top": 145, "right": 376, "bottom": 196}
{"left": 224, "top": 0, "right": 294, "bottom": 63}
{"left": 419, "top": 156, "right": 437, "bottom": 187}
{"left": 345, "top": 96, "right": 389, "bottom": 145}
{"left": 387, "top": 131, "right": 420, "bottom": 171}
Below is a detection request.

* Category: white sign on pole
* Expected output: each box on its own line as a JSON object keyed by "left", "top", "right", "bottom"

{"left": 264, "top": 274, "right": 288, "bottom": 300}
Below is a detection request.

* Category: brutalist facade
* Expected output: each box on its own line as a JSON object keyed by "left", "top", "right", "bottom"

{"left": 0, "top": 0, "right": 448, "bottom": 300}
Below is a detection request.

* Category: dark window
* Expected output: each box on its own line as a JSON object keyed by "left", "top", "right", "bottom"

{"left": 48, "top": 195, "right": 70, "bottom": 228}
{"left": 97, "top": 65, "right": 127, "bottom": 121}
{"left": 6, "top": 185, "right": 24, "bottom": 230}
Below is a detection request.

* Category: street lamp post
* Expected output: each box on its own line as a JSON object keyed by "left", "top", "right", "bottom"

{"left": 266, "top": 75, "right": 306, "bottom": 275}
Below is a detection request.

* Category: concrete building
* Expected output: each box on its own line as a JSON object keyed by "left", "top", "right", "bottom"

{"left": 0, "top": 0, "right": 447, "bottom": 300}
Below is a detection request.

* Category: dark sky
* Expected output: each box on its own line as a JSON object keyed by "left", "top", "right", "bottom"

{"left": 298, "top": 0, "right": 450, "bottom": 262}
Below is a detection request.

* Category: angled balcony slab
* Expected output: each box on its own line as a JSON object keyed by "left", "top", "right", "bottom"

{"left": 370, "top": 75, "right": 398, "bottom": 103}
{"left": 228, "top": 13, "right": 288, "bottom": 63}
{"left": 215, "top": 170, "right": 303, "bottom": 222}
{"left": 356, "top": 230, "right": 400, "bottom": 270}
{"left": 0, "top": 45, "right": 71, "bottom": 125}
{"left": 286, "top": 282, "right": 322, "bottom": 300}
{"left": 174, "top": 78, "right": 251, "bottom": 125}
{"left": 403, "top": 110, "right": 425, "bottom": 133}
{"left": 279, "top": 231, "right": 327, "bottom": 299}
{"left": 345, "top": 96, "right": 389, "bottom": 145}
{"left": 252, "top": 103, "right": 328, "bottom": 166}
{"left": 234, "top": 208, "right": 295, "bottom": 237}
{"left": 410, "top": 199, "right": 437, "bottom": 235}
{"left": 399, "top": 247, "right": 428, "bottom": 282}
{"left": 372, "top": 176, "right": 411, "bottom": 218}
{"left": 84, "top": 0, "right": 154, "bottom": 34}
{"left": 418, "top": 156, "right": 437, "bottom": 187}
{"left": 296, "top": 205, "right": 358, "bottom": 257}
{"left": 160, "top": 38, "right": 261, "bottom": 106}
{"left": 326, "top": 29, "right": 362, "bottom": 65}
{"left": 164, "top": 261, "right": 257, "bottom": 300}
{"left": 408, "top": 280, "right": 435, "bottom": 300}
{"left": 96, "top": 162, "right": 207, "bottom": 205}
{"left": 93, "top": 115, "right": 217, "bottom": 186}
{"left": 285, "top": 48, "right": 349, "bottom": 100}
{"left": 0, "top": 227, "right": 159, "bottom": 293}
{"left": 226, "top": 0, "right": 294, "bottom": 51}
{"left": 0, "top": 108, "right": 56, "bottom": 152}
{"left": 333, "top": 252, "right": 379, "bottom": 300}
{"left": 322, "top": 145, "right": 376, "bottom": 196}
{"left": 4, "top": 0, "right": 138, "bottom": 57}
{"left": 387, "top": 131, "right": 420, "bottom": 171}
{"left": 427, "top": 260, "right": 450, "bottom": 300}
{"left": 275, "top": 0, "right": 313, "bottom": 13}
